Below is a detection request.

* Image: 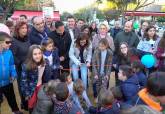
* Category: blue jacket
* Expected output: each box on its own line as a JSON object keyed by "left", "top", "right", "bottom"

{"left": 135, "top": 72, "right": 147, "bottom": 88}
{"left": 20, "top": 64, "right": 52, "bottom": 98}
{"left": 0, "top": 50, "right": 17, "bottom": 87}
{"left": 120, "top": 75, "right": 140, "bottom": 102}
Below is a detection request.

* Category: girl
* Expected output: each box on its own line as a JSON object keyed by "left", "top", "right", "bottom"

{"left": 32, "top": 79, "right": 60, "bottom": 114}
{"left": 71, "top": 79, "right": 92, "bottom": 114}
{"left": 69, "top": 32, "right": 92, "bottom": 89}
{"left": 92, "top": 23, "right": 115, "bottom": 52}
{"left": 118, "top": 65, "right": 139, "bottom": 102}
{"left": 0, "top": 32, "right": 23, "bottom": 114}
{"left": 137, "top": 25, "right": 160, "bottom": 55}
{"left": 11, "top": 21, "right": 31, "bottom": 110}
{"left": 41, "top": 38, "right": 60, "bottom": 79}
{"left": 113, "top": 42, "right": 139, "bottom": 85}
{"left": 156, "top": 31, "right": 165, "bottom": 71}
{"left": 92, "top": 38, "right": 113, "bottom": 99}
{"left": 20, "top": 45, "right": 52, "bottom": 112}
{"left": 81, "top": 25, "right": 91, "bottom": 40}
{"left": 131, "top": 61, "right": 147, "bottom": 88}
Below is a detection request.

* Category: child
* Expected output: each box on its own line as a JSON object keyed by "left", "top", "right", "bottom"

{"left": 41, "top": 38, "right": 61, "bottom": 79}
{"left": 53, "top": 82, "right": 81, "bottom": 114}
{"left": 21, "top": 45, "right": 52, "bottom": 112}
{"left": 92, "top": 38, "right": 113, "bottom": 99}
{"left": 32, "top": 79, "right": 60, "bottom": 114}
{"left": 118, "top": 65, "right": 140, "bottom": 102}
{"left": 131, "top": 61, "right": 147, "bottom": 88}
{"left": 71, "top": 79, "right": 92, "bottom": 113}
{"left": 0, "top": 32, "right": 23, "bottom": 114}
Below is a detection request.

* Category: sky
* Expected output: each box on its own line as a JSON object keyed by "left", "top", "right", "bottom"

{"left": 54, "top": 0, "right": 95, "bottom": 13}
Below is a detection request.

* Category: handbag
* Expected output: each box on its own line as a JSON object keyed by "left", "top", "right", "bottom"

{"left": 28, "top": 65, "right": 45, "bottom": 109}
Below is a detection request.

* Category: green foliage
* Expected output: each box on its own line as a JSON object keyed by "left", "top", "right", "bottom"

{"left": 157, "top": 17, "right": 165, "bottom": 22}
{"left": 60, "top": 12, "right": 72, "bottom": 21}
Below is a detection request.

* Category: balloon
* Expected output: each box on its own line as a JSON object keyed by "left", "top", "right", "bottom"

{"left": 141, "top": 54, "right": 156, "bottom": 68}
{"left": 0, "top": 23, "right": 10, "bottom": 36}
{"left": 133, "top": 22, "right": 139, "bottom": 29}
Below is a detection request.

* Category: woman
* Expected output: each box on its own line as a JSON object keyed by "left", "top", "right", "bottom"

{"left": 137, "top": 25, "right": 160, "bottom": 55}
{"left": 20, "top": 45, "right": 52, "bottom": 112}
{"left": 92, "top": 23, "right": 115, "bottom": 52}
{"left": 69, "top": 32, "right": 92, "bottom": 89}
{"left": 81, "top": 25, "right": 91, "bottom": 40}
{"left": 10, "top": 21, "right": 31, "bottom": 110}
{"left": 156, "top": 31, "right": 165, "bottom": 71}
{"left": 89, "top": 22, "right": 98, "bottom": 37}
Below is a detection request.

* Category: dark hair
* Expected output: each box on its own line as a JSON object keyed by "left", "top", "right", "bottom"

{"left": 55, "top": 82, "right": 69, "bottom": 101}
{"left": 98, "top": 38, "right": 110, "bottom": 49}
{"left": 14, "top": 21, "right": 28, "bottom": 38}
{"left": 131, "top": 60, "right": 145, "bottom": 72}
{"left": 119, "top": 65, "right": 133, "bottom": 78}
{"left": 0, "top": 32, "right": 11, "bottom": 41}
{"left": 147, "top": 72, "right": 165, "bottom": 96}
{"left": 41, "top": 38, "right": 54, "bottom": 52}
{"left": 25, "top": 45, "right": 45, "bottom": 70}
{"left": 20, "top": 15, "right": 27, "bottom": 19}
{"left": 73, "top": 79, "right": 85, "bottom": 95}
{"left": 158, "top": 31, "right": 165, "bottom": 49}
{"left": 78, "top": 19, "right": 85, "bottom": 23}
{"left": 60, "top": 72, "right": 70, "bottom": 82}
{"left": 67, "top": 15, "right": 75, "bottom": 20}
{"left": 75, "top": 32, "right": 90, "bottom": 48}
{"left": 80, "top": 25, "right": 91, "bottom": 37}
{"left": 141, "top": 20, "right": 149, "bottom": 26}
{"left": 55, "top": 21, "right": 64, "bottom": 29}
{"left": 5, "top": 20, "right": 14, "bottom": 27}
{"left": 98, "top": 88, "right": 114, "bottom": 107}
{"left": 144, "top": 25, "right": 157, "bottom": 41}
{"left": 31, "top": 16, "right": 37, "bottom": 25}
{"left": 111, "top": 86, "right": 123, "bottom": 101}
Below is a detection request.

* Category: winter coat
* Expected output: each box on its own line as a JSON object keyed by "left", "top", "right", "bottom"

{"left": 48, "top": 30, "right": 72, "bottom": 69}
{"left": 29, "top": 27, "right": 49, "bottom": 45}
{"left": 92, "top": 34, "right": 115, "bottom": 52}
{"left": 135, "top": 71, "right": 147, "bottom": 88}
{"left": 32, "top": 86, "right": 53, "bottom": 114}
{"left": 69, "top": 43, "right": 92, "bottom": 66}
{"left": 92, "top": 49, "right": 113, "bottom": 77}
{"left": 120, "top": 75, "right": 140, "bottom": 102}
{"left": 0, "top": 49, "right": 17, "bottom": 87}
{"left": 110, "top": 28, "right": 122, "bottom": 39}
{"left": 114, "top": 31, "right": 139, "bottom": 54}
{"left": 11, "top": 36, "right": 31, "bottom": 67}
{"left": 155, "top": 47, "right": 165, "bottom": 71}
{"left": 20, "top": 64, "right": 52, "bottom": 98}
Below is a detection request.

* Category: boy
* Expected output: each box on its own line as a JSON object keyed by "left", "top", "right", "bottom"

{"left": 0, "top": 32, "right": 22, "bottom": 114}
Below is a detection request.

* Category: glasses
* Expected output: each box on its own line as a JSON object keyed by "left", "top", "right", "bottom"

{"left": 5, "top": 41, "right": 12, "bottom": 44}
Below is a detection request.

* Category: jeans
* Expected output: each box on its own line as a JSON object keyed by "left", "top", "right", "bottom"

{"left": 71, "top": 64, "right": 88, "bottom": 89}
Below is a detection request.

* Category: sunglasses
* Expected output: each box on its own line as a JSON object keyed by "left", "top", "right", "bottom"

{"left": 5, "top": 41, "right": 12, "bottom": 44}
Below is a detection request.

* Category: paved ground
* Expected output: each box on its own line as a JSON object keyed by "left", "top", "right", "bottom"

{"left": 0, "top": 72, "right": 116, "bottom": 114}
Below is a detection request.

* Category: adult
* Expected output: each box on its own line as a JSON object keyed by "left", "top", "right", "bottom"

{"left": 29, "top": 16, "right": 49, "bottom": 45}
{"left": 10, "top": 21, "right": 31, "bottom": 110}
{"left": 5, "top": 20, "right": 15, "bottom": 37}
{"left": 156, "top": 31, "right": 165, "bottom": 71}
{"left": 110, "top": 20, "right": 122, "bottom": 39}
{"left": 48, "top": 21, "right": 72, "bottom": 74}
{"left": 69, "top": 33, "right": 92, "bottom": 89}
{"left": 77, "top": 19, "right": 85, "bottom": 29}
{"left": 137, "top": 21, "right": 149, "bottom": 40}
{"left": 92, "top": 23, "right": 115, "bottom": 52}
{"left": 80, "top": 25, "right": 91, "bottom": 40}
{"left": 89, "top": 22, "right": 98, "bottom": 37}
{"left": 66, "top": 15, "right": 80, "bottom": 42}
{"left": 114, "top": 21, "right": 139, "bottom": 54}
{"left": 137, "top": 25, "right": 160, "bottom": 55}
{"left": 19, "top": 15, "right": 28, "bottom": 23}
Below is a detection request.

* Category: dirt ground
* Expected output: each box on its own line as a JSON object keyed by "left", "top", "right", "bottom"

{"left": 0, "top": 72, "right": 116, "bottom": 114}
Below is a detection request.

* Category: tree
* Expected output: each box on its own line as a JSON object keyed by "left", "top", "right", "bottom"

{"left": 0, "top": 0, "right": 20, "bottom": 22}
{"left": 60, "top": 12, "right": 71, "bottom": 21}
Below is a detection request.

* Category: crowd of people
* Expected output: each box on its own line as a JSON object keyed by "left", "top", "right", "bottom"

{"left": 0, "top": 14, "right": 165, "bottom": 114}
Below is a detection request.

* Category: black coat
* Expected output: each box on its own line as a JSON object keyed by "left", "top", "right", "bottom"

{"left": 48, "top": 30, "right": 72, "bottom": 69}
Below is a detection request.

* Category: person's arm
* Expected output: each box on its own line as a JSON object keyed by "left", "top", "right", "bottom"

{"left": 63, "top": 33, "right": 72, "bottom": 60}
{"left": 86, "top": 43, "right": 92, "bottom": 64}
{"left": 92, "top": 50, "right": 98, "bottom": 76}
{"left": 9, "top": 51, "right": 17, "bottom": 79}
{"left": 69, "top": 44, "right": 81, "bottom": 66}
{"left": 106, "top": 51, "right": 113, "bottom": 76}
{"left": 53, "top": 49, "right": 60, "bottom": 69}
{"left": 10, "top": 41, "right": 20, "bottom": 65}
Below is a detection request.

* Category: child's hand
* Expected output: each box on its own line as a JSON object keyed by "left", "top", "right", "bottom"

{"left": 60, "top": 56, "right": 65, "bottom": 61}
{"left": 113, "top": 64, "right": 117, "bottom": 68}
{"left": 94, "top": 75, "right": 98, "bottom": 80}
{"left": 25, "top": 96, "right": 30, "bottom": 101}
{"left": 86, "top": 62, "right": 90, "bottom": 67}
{"left": 105, "top": 75, "right": 109, "bottom": 80}
{"left": 10, "top": 77, "right": 15, "bottom": 82}
{"left": 60, "top": 65, "right": 63, "bottom": 69}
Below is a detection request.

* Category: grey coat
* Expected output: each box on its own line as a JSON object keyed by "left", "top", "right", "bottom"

{"left": 32, "top": 86, "right": 53, "bottom": 114}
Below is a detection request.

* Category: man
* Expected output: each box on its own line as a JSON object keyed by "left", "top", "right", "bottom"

{"left": 77, "top": 19, "right": 85, "bottom": 29}
{"left": 66, "top": 15, "right": 80, "bottom": 42}
{"left": 137, "top": 21, "right": 149, "bottom": 39}
{"left": 29, "top": 16, "right": 49, "bottom": 45}
{"left": 114, "top": 21, "right": 139, "bottom": 54}
{"left": 110, "top": 20, "right": 122, "bottom": 39}
{"left": 48, "top": 21, "right": 72, "bottom": 76}
{"left": 19, "top": 15, "right": 28, "bottom": 23}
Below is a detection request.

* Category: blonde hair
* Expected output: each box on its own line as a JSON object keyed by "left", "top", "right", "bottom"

{"left": 73, "top": 79, "right": 85, "bottom": 95}
{"left": 41, "top": 38, "right": 54, "bottom": 51}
